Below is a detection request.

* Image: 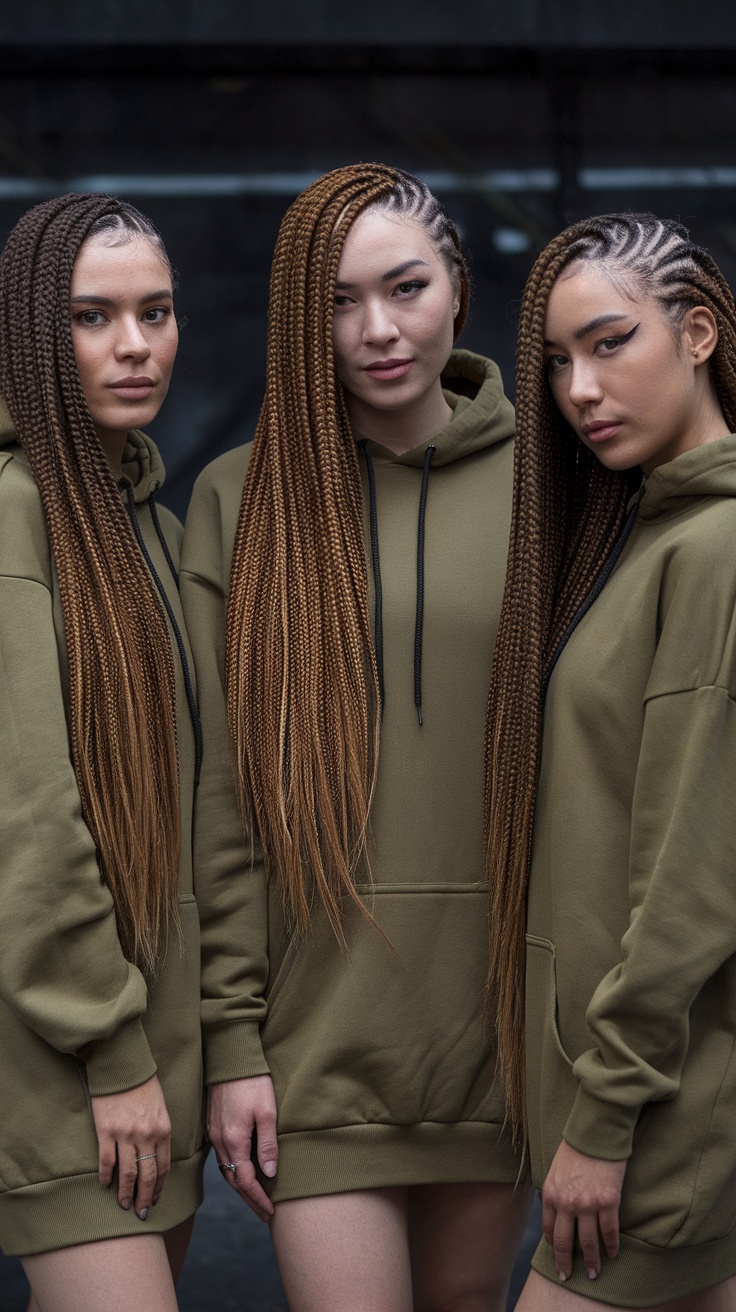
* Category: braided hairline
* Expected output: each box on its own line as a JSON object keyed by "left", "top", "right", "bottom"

{"left": 485, "top": 210, "right": 736, "bottom": 1138}
{"left": 0, "top": 192, "right": 181, "bottom": 973}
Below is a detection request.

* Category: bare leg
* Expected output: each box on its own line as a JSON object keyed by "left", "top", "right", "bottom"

{"left": 270, "top": 1188, "right": 413, "bottom": 1312}
{"left": 410, "top": 1180, "right": 534, "bottom": 1312}
{"left": 164, "top": 1215, "right": 195, "bottom": 1284}
{"left": 21, "top": 1234, "right": 179, "bottom": 1312}
{"left": 516, "top": 1269, "right": 736, "bottom": 1311}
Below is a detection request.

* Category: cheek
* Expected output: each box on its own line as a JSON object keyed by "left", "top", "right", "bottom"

{"left": 70, "top": 331, "right": 104, "bottom": 398}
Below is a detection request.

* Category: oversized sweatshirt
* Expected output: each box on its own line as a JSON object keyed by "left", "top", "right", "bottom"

{"left": 181, "top": 349, "right": 522, "bottom": 1199}
{"left": 527, "top": 434, "right": 736, "bottom": 1305}
{"left": 0, "top": 406, "right": 206, "bottom": 1257}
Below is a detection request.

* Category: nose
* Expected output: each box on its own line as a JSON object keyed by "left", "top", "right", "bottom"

{"left": 361, "top": 298, "right": 400, "bottom": 347}
{"left": 567, "top": 357, "right": 604, "bottom": 409}
{"left": 114, "top": 314, "right": 151, "bottom": 361}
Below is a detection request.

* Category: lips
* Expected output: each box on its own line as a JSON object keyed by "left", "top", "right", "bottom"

{"left": 582, "top": 420, "right": 623, "bottom": 443}
{"left": 108, "top": 376, "right": 156, "bottom": 401}
{"left": 363, "top": 358, "right": 413, "bottom": 382}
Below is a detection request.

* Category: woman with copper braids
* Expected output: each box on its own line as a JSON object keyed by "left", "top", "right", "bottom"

{"left": 0, "top": 193, "right": 206, "bottom": 1311}
{"left": 490, "top": 212, "right": 736, "bottom": 1309}
{"left": 182, "top": 163, "right": 532, "bottom": 1310}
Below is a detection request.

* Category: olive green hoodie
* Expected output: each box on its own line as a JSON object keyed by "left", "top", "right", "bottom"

{"left": 181, "top": 349, "right": 523, "bottom": 1199}
{"left": 527, "top": 434, "right": 736, "bottom": 1304}
{"left": 0, "top": 403, "right": 206, "bottom": 1257}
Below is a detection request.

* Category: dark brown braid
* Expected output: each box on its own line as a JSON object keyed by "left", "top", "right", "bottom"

{"left": 0, "top": 193, "right": 181, "bottom": 974}
{"left": 227, "top": 164, "right": 470, "bottom": 940}
{"left": 485, "top": 211, "right": 736, "bottom": 1135}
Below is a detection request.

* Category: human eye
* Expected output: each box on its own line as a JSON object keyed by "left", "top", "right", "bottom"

{"left": 546, "top": 353, "right": 569, "bottom": 376}
{"left": 333, "top": 293, "right": 355, "bottom": 308}
{"left": 393, "top": 279, "right": 428, "bottom": 297}
{"left": 72, "top": 309, "right": 107, "bottom": 326}
{"left": 142, "top": 306, "right": 171, "bottom": 324}
{"left": 596, "top": 324, "right": 639, "bottom": 355}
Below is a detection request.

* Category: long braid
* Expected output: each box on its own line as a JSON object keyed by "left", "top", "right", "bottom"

{"left": 227, "top": 164, "right": 469, "bottom": 940}
{"left": 485, "top": 212, "right": 736, "bottom": 1136}
{"left": 0, "top": 193, "right": 181, "bottom": 974}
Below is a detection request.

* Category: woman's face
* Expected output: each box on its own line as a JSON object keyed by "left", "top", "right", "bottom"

{"left": 543, "top": 261, "right": 722, "bottom": 475}
{"left": 332, "top": 208, "right": 459, "bottom": 417}
{"left": 70, "top": 234, "right": 178, "bottom": 445}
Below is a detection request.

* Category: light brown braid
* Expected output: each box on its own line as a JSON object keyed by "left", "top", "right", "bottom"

{"left": 226, "top": 164, "right": 470, "bottom": 940}
{"left": 485, "top": 212, "right": 736, "bottom": 1136}
{"left": 0, "top": 193, "right": 181, "bottom": 974}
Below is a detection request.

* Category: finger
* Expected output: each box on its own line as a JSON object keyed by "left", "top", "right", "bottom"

{"left": 599, "top": 1203, "right": 620, "bottom": 1260}
{"left": 577, "top": 1212, "right": 601, "bottom": 1280}
{"left": 553, "top": 1210, "right": 576, "bottom": 1282}
{"left": 97, "top": 1133, "right": 117, "bottom": 1189}
{"left": 220, "top": 1158, "right": 274, "bottom": 1222}
{"left": 255, "top": 1109, "right": 278, "bottom": 1180}
{"left": 133, "top": 1152, "right": 158, "bottom": 1220}
{"left": 541, "top": 1195, "right": 557, "bottom": 1249}
{"left": 117, "top": 1146, "right": 138, "bottom": 1211}
{"left": 151, "top": 1133, "right": 171, "bottom": 1206}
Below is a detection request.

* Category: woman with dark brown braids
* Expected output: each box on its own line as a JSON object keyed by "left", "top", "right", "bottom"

{"left": 488, "top": 212, "right": 736, "bottom": 1310}
{"left": 181, "top": 163, "right": 532, "bottom": 1311}
{"left": 0, "top": 194, "right": 206, "bottom": 1311}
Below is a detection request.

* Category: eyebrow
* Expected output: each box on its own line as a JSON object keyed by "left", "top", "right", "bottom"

{"left": 335, "top": 258, "right": 429, "bottom": 291}
{"left": 544, "top": 311, "right": 630, "bottom": 346}
{"left": 70, "top": 290, "right": 173, "bottom": 305}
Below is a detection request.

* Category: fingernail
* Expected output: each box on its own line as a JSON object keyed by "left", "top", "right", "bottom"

{"left": 588, "top": 1268, "right": 598, "bottom": 1280}
{"left": 263, "top": 1162, "right": 277, "bottom": 1178}
{"left": 121, "top": 1199, "right": 131, "bottom": 1211}
{"left": 139, "top": 1208, "right": 148, "bottom": 1221}
{"left": 558, "top": 1272, "right": 568, "bottom": 1282}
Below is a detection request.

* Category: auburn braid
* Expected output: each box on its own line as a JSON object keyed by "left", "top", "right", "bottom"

{"left": 227, "top": 164, "right": 470, "bottom": 940}
{"left": 0, "top": 193, "right": 181, "bottom": 974}
{"left": 485, "top": 211, "right": 736, "bottom": 1136}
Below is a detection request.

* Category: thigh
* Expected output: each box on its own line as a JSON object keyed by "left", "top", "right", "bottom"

{"left": 409, "top": 1179, "right": 534, "bottom": 1312}
{"left": 270, "top": 1188, "right": 413, "bottom": 1312}
{"left": 22, "top": 1234, "right": 178, "bottom": 1312}
{"left": 164, "top": 1215, "right": 195, "bottom": 1284}
{"left": 516, "top": 1269, "right": 736, "bottom": 1312}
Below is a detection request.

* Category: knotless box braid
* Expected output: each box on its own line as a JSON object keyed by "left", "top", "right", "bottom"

{"left": 0, "top": 193, "right": 181, "bottom": 974}
{"left": 226, "top": 163, "right": 469, "bottom": 941}
{"left": 485, "top": 211, "right": 736, "bottom": 1136}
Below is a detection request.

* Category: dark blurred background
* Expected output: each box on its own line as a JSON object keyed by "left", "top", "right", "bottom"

{"left": 1, "top": 3, "right": 735, "bottom": 1307}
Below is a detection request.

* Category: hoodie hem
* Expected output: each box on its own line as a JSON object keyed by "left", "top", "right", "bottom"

{"left": 531, "top": 1228, "right": 736, "bottom": 1306}
{"left": 267, "top": 1121, "right": 524, "bottom": 1202}
{"left": 0, "top": 1146, "right": 207, "bottom": 1257}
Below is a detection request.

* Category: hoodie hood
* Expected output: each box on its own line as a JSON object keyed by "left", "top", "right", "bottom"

{"left": 638, "top": 432, "right": 736, "bottom": 522}
{"left": 0, "top": 392, "right": 165, "bottom": 506}
{"left": 361, "top": 349, "right": 515, "bottom": 468}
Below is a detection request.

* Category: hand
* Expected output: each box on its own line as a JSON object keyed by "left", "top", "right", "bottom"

{"left": 91, "top": 1073, "right": 171, "bottom": 1220}
{"left": 541, "top": 1140, "right": 627, "bottom": 1283}
{"left": 207, "top": 1075, "right": 278, "bottom": 1222}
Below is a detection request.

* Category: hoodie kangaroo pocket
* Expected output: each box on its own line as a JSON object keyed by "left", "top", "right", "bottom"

{"left": 525, "top": 934, "right": 579, "bottom": 1187}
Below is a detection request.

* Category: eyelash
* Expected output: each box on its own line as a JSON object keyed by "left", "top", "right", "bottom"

{"left": 546, "top": 325, "right": 639, "bottom": 375}
{"left": 72, "top": 306, "right": 171, "bottom": 327}
{"left": 333, "top": 279, "right": 429, "bottom": 308}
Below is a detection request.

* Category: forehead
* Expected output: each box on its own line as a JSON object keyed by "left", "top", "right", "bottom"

{"left": 71, "top": 234, "right": 171, "bottom": 290}
{"left": 336, "top": 208, "right": 440, "bottom": 280}
{"left": 544, "top": 260, "right": 652, "bottom": 339}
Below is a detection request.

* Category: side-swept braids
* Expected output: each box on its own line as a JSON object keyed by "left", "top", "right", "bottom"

{"left": 227, "top": 164, "right": 469, "bottom": 940}
{"left": 0, "top": 193, "right": 181, "bottom": 974}
{"left": 485, "top": 211, "right": 736, "bottom": 1135}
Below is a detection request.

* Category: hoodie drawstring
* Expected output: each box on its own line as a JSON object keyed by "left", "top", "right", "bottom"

{"left": 542, "top": 483, "right": 645, "bottom": 700}
{"left": 358, "top": 440, "right": 436, "bottom": 724}
{"left": 124, "top": 487, "right": 203, "bottom": 785}
{"left": 414, "top": 444, "right": 436, "bottom": 725}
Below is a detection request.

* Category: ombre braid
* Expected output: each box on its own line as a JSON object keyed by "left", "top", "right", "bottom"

{"left": 226, "top": 164, "right": 469, "bottom": 940}
{"left": 485, "top": 212, "right": 736, "bottom": 1135}
{"left": 0, "top": 193, "right": 181, "bottom": 974}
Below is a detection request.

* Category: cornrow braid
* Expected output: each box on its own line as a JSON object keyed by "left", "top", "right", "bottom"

{"left": 0, "top": 193, "right": 181, "bottom": 974}
{"left": 226, "top": 163, "right": 470, "bottom": 940}
{"left": 485, "top": 211, "right": 736, "bottom": 1136}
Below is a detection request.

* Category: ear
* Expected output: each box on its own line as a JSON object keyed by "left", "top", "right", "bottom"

{"left": 682, "top": 305, "right": 719, "bottom": 365}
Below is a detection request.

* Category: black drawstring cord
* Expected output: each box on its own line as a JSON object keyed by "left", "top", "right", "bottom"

{"left": 542, "top": 484, "right": 645, "bottom": 699}
{"left": 149, "top": 494, "right": 179, "bottom": 586}
{"left": 414, "top": 444, "right": 436, "bottom": 725}
{"left": 124, "top": 487, "right": 203, "bottom": 785}
{"left": 358, "top": 440, "right": 385, "bottom": 712}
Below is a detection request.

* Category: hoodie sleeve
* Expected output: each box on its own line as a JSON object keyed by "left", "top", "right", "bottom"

{"left": 563, "top": 533, "right": 736, "bottom": 1161}
{"left": 0, "top": 463, "right": 155, "bottom": 1096}
{"left": 180, "top": 458, "right": 271, "bottom": 1086}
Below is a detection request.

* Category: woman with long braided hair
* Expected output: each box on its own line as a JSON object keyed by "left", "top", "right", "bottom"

{"left": 181, "top": 163, "right": 532, "bottom": 1310}
{"left": 0, "top": 194, "right": 206, "bottom": 1311}
{"left": 489, "top": 212, "right": 736, "bottom": 1310}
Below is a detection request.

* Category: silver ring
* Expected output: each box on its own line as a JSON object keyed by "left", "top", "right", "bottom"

{"left": 135, "top": 1152, "right": 157, "bottom": 1162}
{"left": 217, "top": 1160, "right": 237, "bottom": 1172}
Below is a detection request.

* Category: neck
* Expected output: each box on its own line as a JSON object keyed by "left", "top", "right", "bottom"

{"left": 97, "top": 427, "right": 129, "bottom": 480}
{"left": 346, "top": 379, "right": 453, "bottom": 456}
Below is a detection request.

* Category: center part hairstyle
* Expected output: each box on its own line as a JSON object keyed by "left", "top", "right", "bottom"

{"left": 227, "top": 163, "right": 469, "bottom": 939}
{"left": 485, "top": 211, "right": 736, "bottom": 1134}
{"left": 0, "top": 192, "right": 181, "bottom": 973}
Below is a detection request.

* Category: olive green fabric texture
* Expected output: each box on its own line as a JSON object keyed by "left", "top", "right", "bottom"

{"left": 0, "top": 403, "right": 205, "bottom": 1256}
{"left": 527, "top": 434, "right": 736, "bottom": 1303}
{"left": 181, "top": 349, "right": 523, "bottom": 1199}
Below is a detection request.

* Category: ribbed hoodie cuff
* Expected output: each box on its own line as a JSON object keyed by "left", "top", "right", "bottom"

{"left": 562, "top": 1085, "right": 636, "bottom": 1161}
{"left": 203, "top": 1020, "right": 270, "bottom": 1086}
{"left": 83, "top": 1016, "right": 157, "bottom": 1096}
